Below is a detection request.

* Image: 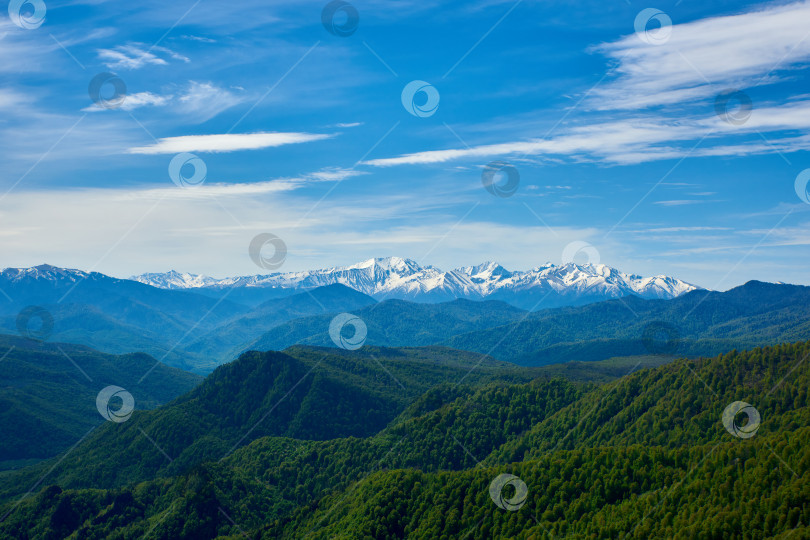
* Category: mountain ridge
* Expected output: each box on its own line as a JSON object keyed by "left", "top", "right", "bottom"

{"left": 127, "top": 256, "right": 699, "bottom": 310}
{"left": 247, "top": 280, "right": 810, "bottom": 367}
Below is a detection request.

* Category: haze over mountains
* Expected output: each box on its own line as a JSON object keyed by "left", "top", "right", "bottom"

{"left": 247, "top": 281, "right": 810, "bottom": 365}
{"left": 131, "top": 257, "right": 698, "bottom": 309}
{"left": 1, "top": 262, "right": 807, "bottom": 374}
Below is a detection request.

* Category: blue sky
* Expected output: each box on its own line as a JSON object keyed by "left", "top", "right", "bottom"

{"left": 1, "top": 0, "right": 810, "bottom": 289}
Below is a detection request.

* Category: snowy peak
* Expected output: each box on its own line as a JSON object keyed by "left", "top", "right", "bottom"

{"left": 351, "top": 256, "right": 422, "bottom": 274}
{"left": 1, "top": 264, "right": 90, "bottom": 283}
{"left": 128, "top": 258, "right": 699, "bottom": 309}
{"left": 456, "top": 261, "right": 512, "bottom": 281}
{"left": 132, "top": 270, "right": 218, "bottom": 289}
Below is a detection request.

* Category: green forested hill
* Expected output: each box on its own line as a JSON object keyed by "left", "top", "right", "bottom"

{"left": 1, "top": 342, "right": 807, "bottom": 538}
{"left": 0, "top": 345, "right": 542, "bottom": 504}
{"left": 0, "top": 334, "right": 201, "bottom": 467}
{"left": 264, "top": 432, "right": 807, "bottom": 539}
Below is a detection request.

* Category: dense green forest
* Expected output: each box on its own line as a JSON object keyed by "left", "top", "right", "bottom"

{"left": 0, "top": 345, "right": 542, "bottom": 502}
{"left": 0, "top": 334, "right": 201, "bottom": 467}
{"left": 1, "top": 341, "right": 807, "bottom": 538}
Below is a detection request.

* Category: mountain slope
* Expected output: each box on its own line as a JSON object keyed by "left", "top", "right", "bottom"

{"left": 0, "top": 346, "right": 541, "bottom": 502}
{"left": 0, "top": 262, "right": 699, "bottom": 373}
{"left": 246, "top": 281, "right": 810, "bottom": 366}
{"left": 0, "top": 265, "right": 251, "bottom": 372}
{"left": 184, "top": 284, "right": 376, "bottom": 364}
{"left": 0, "top": 334, "right": 201, "bottom": 467}
{"left": 131, "top": 257, "right": 698, "bottom": 310}
{"left": 265, "top": 433, "right": 807, "bottom": 539}
{"left": 0, "top": 265, "right": 246, "bottom": 325}
{"left": 0, "top": 268, "right": 379, "bottom": 373}
{"left": 269, "top": 341, "right": 810, "bottom": 539}
{"left": 444, "top": 280, "right": 810, "bottom": 365}
{"left": 2, "top": 341, "right": 808, "bottom": 538}
{"left": 247, "top": 298, "right": 527, "bottom": 353}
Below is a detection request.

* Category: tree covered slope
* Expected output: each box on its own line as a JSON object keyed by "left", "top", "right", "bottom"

{"left": 0, "top": 334, "right": 201, "bottom": 467}
{"left": 0, "top": 346, "right": 542, "bottom": 504}
{"left": 1, "top": 341, "right": 807, "bottom": 538}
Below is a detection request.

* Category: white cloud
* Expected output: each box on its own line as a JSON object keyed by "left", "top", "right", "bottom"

{"left": 82, "top": 91, "right": 171, "bottom": 112}
{"left": 127, "top": 131, "right": 334, "bottom": 154}
{"left": 124, "top": 169, "right": 366, "bottom": 200}
{"left": 180, "top": 35, "right": 217, "bottom": 43}
{"left": 653, "top": 200, "right": 710, "bottom": 207}
{"left": 120, "top": 92, "right": 171, "bottom": 111}
{"left": 79, "top": 81, "right": 246, "bottom": 120}
{"left": 124, "top": 180, "right": 303, "bottom": 201}
{"left": 306, "top": 168, "right": 365, "bottom": 182}
{"left": 591, "top": 1, "right": 810, "bottom": 111}
{"left": 97, "top": 43, "right": 189, "bottom": 70}
{"left": 363, "top": 1, "right": 810, "bottom": 169}
{"left": 364, "top": 99, "right": 810, "bottom": 167}
{"left": 175, "top": 81, "right": 244, "bottom": 122}
{"left": 643, "top": 226, "right": 732, "bottom": 232}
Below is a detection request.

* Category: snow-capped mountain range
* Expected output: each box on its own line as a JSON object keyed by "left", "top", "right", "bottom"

{"left": 131, "top": 257, "right": 699, "bottom": 310}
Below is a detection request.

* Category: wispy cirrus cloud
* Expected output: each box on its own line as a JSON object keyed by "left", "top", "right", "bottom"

{"left": 127, "top": 168, "right": 367, "bottom": 200}
{"left": 364, "top": 98, "right": 810, "bottom": 167}
{"left": 127, "top": 131, "right": 334, "bottom": 154}
{"left": 80, "top": 91, "right": 170, "bottom": 112}
{"left": 82, "top": 81, "right": 245, "bottom": 121}
{"left": 97, "top": 43, "right": 189, "bottom": 70}
{"left": 642, "top": 226, "right": 732, "bottom": 233}
{"left": 653, "top": 200, "right": 711, "bottom": 207}
{"left": 365, "top": 1, "right": 810, "bottom": 169}
{"left": 174, "top": 81, "right": 244, "bottom": 122}
{"left": 591, "top": 0, "right": 810, "bottom": 111}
